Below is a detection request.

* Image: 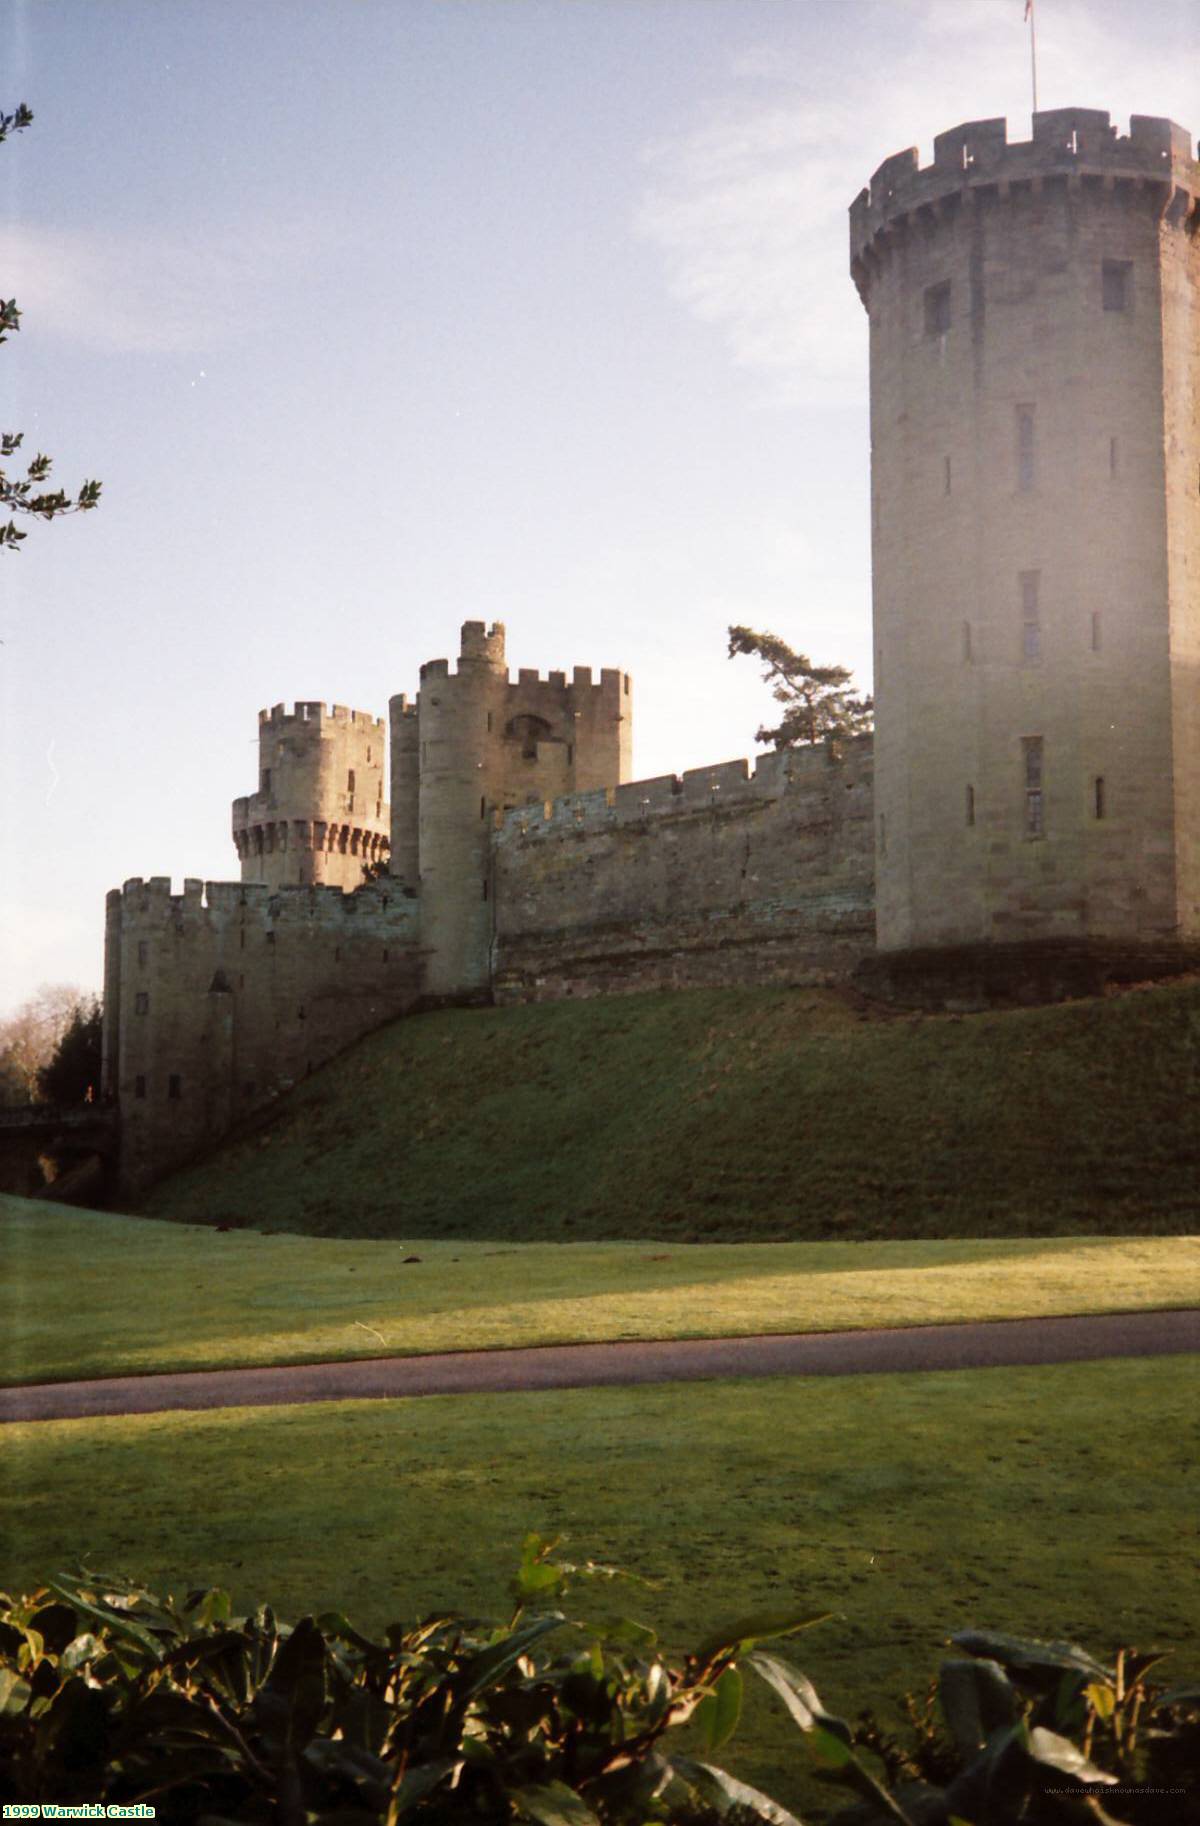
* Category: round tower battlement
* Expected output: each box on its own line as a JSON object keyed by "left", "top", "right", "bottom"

{"left": 851, "top": 110, "right": 1198, "bottom": 299}
{"left": 852, "top": 104, "right": 1200, "bottom": 957}
{"left": 233, "top": 697, "right": 389, "bottom": 891}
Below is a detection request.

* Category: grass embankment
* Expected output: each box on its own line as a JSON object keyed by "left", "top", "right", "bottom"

{"left": 146, "top": 982, "right": 1200, "bottom": 1241}
{"left": 5, "top": 1357, "right": 1196, "bottom": 1813}
{"left": 3, "top": 1196, "right": 1196, "bottom": 1384}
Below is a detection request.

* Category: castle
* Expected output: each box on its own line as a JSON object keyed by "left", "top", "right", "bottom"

{"left": 102, "top": 108, "right": 1199, "bottom": 1196}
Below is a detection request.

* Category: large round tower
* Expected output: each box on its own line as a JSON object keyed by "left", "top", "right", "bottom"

{"left": 850, "top": 108, "right": 1199, "bottom": 956}
{"left": 232, "top": 702, "right": 390, "bottom": 890}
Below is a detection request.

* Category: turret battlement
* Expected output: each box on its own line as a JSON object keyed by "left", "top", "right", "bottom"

{"left": 259, "top": 702, "right": 386, "bottom": 733}
{"left": 419, "top": 622, "right": 626, "bottom": 695}
{"left": 418, "top": 659, "right": 625, "bottom": 695}
{"left": 851, "top": 109, "right": 1199, "bottom": 287}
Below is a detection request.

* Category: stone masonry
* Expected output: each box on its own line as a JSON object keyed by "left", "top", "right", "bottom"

{"left": 851, "top": 108, "right": 1199, "bottom": 951}
{"left": 232, "top": 702, "right": 390, "bottom": 890}
{"left": 102, "top": 106, "right": 1198, "bottom": 1195}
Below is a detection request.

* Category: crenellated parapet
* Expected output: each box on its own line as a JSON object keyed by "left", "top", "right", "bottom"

{"left": 491, "top": 738, "right": 875, "bottom": 1003}
{"left": 418, "top": 625, "right": 627, "bottom": 707}
{"left": 112, "top": 875, "right": 416, "bottom": 925}
{"left": 259, "top": 702, "right": 387, "bottom": 731}
{"left": 850, "top": 110, "right": 1199, "bottom": 303}
{"left": 495, "top": 737, "right": 871, "bottom": 844}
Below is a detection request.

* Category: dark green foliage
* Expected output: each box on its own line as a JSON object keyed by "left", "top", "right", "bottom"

{"left": 728, "top": 627, "right": 873, "bottom": 750}
{"left": 842, "top": 1630, "right": 1200, "bottom": 1826}
{"left": 0, "top": 103, "right": 101, "bottom": 551}
{"left": 0, "top": 1544, "right": 828, "bottom": 1825}
{"left": 1, "top": 1546, "right": 1194, "bottom": 1825}
{"left": 35, "top": 996, "right": 102, "bottom": 1104}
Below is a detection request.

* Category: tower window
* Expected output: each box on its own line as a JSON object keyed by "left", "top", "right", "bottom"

{"left": 1102, "top": 261, "right": 1132, "bottom": 313}
{"left": 944, "top": 455, "right": 952, "bottom": 495}
{"left": 347, "top": 769, "right": 356, "bottom": 793}
{"left": 167, "top": 1074, "right": 182, "bottom": 1100}
{"left": 261, "top": 768, "right": 271, "bottom": 794}
{"left": 962, "top": 620, "right": 973, "bottom": 662}
{"left": 134, "top": 1074, "right": 146, "bottom": 1099}
{"left": 924, "top": 281, "right": 952, "bottom": 336}
{"left": 966, "top": 784, "right": 976, "bottom": 827}
{"left": 480, "top": 795, "right": 486, "bottom": 819}
{"left": 1109, "top": 437, "right": 1119, "bottom": 478}
{"left": 1016, "top": 406, "right": 1036, "bottom": 491}
{"left": 137, "top": 940, "right": 149, "bottom": 965}
{"left": 567, "top": 744, "right": 574, "bottom": 765}
{"left": 1020, "top": 570, "right": 1041, "bottom": 661}
{"left": 135, "top": 992, "right": 149, "bottom": 1015}
{"left": 482, "top": 878, "right": 489, "bottom": 901}
{"left": 1022, "top": 737, "right": 1045, "bottom": 837}
{"left": 1094, "top": 776, "right": 1106, "bottom": 820}
{"left": 878, "top": 813, "right": 887, "bottom": 856}
{"left": 1091, "top": 612, "right": 1102, "bottom": 653}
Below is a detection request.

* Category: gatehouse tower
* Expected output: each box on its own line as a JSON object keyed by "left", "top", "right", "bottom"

{"left": 395, "top": 621, "right": 632, "bottom": 995}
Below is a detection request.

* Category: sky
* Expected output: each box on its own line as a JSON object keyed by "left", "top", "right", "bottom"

{"left": 0, "top": 0, "right": 1194, "bottom": 1013}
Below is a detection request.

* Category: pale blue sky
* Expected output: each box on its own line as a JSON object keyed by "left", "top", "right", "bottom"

{"left": 1, "top": 0, "right": 1194, "bottom": 1010}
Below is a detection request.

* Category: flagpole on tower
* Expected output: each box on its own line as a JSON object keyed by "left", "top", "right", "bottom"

{"left": 1026, "top": 0, "right": 1039, "bottom": 116}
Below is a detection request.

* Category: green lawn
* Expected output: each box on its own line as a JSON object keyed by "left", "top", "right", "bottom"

{"left": 145, "top": 981, "right": 1200, "bottom": 1241}
{"left": 3, "top": 1194, "right": 1196, "bottom": 1384}
{"left": 4, "top": 1357, "right": 1196, "bottom": 1816}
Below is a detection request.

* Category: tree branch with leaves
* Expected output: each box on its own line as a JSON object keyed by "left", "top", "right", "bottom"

{"left": 1, "top": 103, "right": 101, "bottom": 550}
{"left": 728, "top": 624, "right": 873, "bottom": 749}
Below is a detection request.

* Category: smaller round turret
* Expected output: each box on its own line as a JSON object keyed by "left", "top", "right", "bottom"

{"left": 232, "top": 702, "right": 390, "bottom": 890}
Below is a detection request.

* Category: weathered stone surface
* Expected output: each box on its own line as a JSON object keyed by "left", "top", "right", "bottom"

{"left": 232, "top": 703, "right": 390, "bottom": 890}
{"left": 492, "top": 739, "right": 874, "bottom": 1000}
{"left": 104, "top": 878, "right": 421, "bottom": 1195}
{"left": 853, "top": 108, "right": 1200, "bottom": 952}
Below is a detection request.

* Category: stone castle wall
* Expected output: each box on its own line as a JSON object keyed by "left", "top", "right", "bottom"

{"left": 492, "top": 738, "right": 874, "bottom": 1000}
{"left": 105, "top": 876, "right": 421, "bottom": 1195}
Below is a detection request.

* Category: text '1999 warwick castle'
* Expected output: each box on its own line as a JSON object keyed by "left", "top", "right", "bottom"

{"left": 103, "top": 108, "right": 1200, "bottom": 1194}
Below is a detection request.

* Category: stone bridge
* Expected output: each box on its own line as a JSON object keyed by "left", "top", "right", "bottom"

{"left": 0, "top": 1103, "right": 120, "bottom": 1154}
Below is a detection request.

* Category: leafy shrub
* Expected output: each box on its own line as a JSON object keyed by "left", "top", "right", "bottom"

{"left": 0, "top": 1540, "right": 1196, "bottom": 1824}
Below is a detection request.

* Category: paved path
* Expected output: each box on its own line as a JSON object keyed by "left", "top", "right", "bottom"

{"left": 3, "top": 1308, "right": 1197, "bottom": 1424}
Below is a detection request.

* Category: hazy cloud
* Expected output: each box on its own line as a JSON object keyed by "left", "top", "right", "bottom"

{"left": 0, "top": 217, "right": 338, "bottom": 355}
{"left": 637, "top": 0, "right": 1196, "bottom": 404}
